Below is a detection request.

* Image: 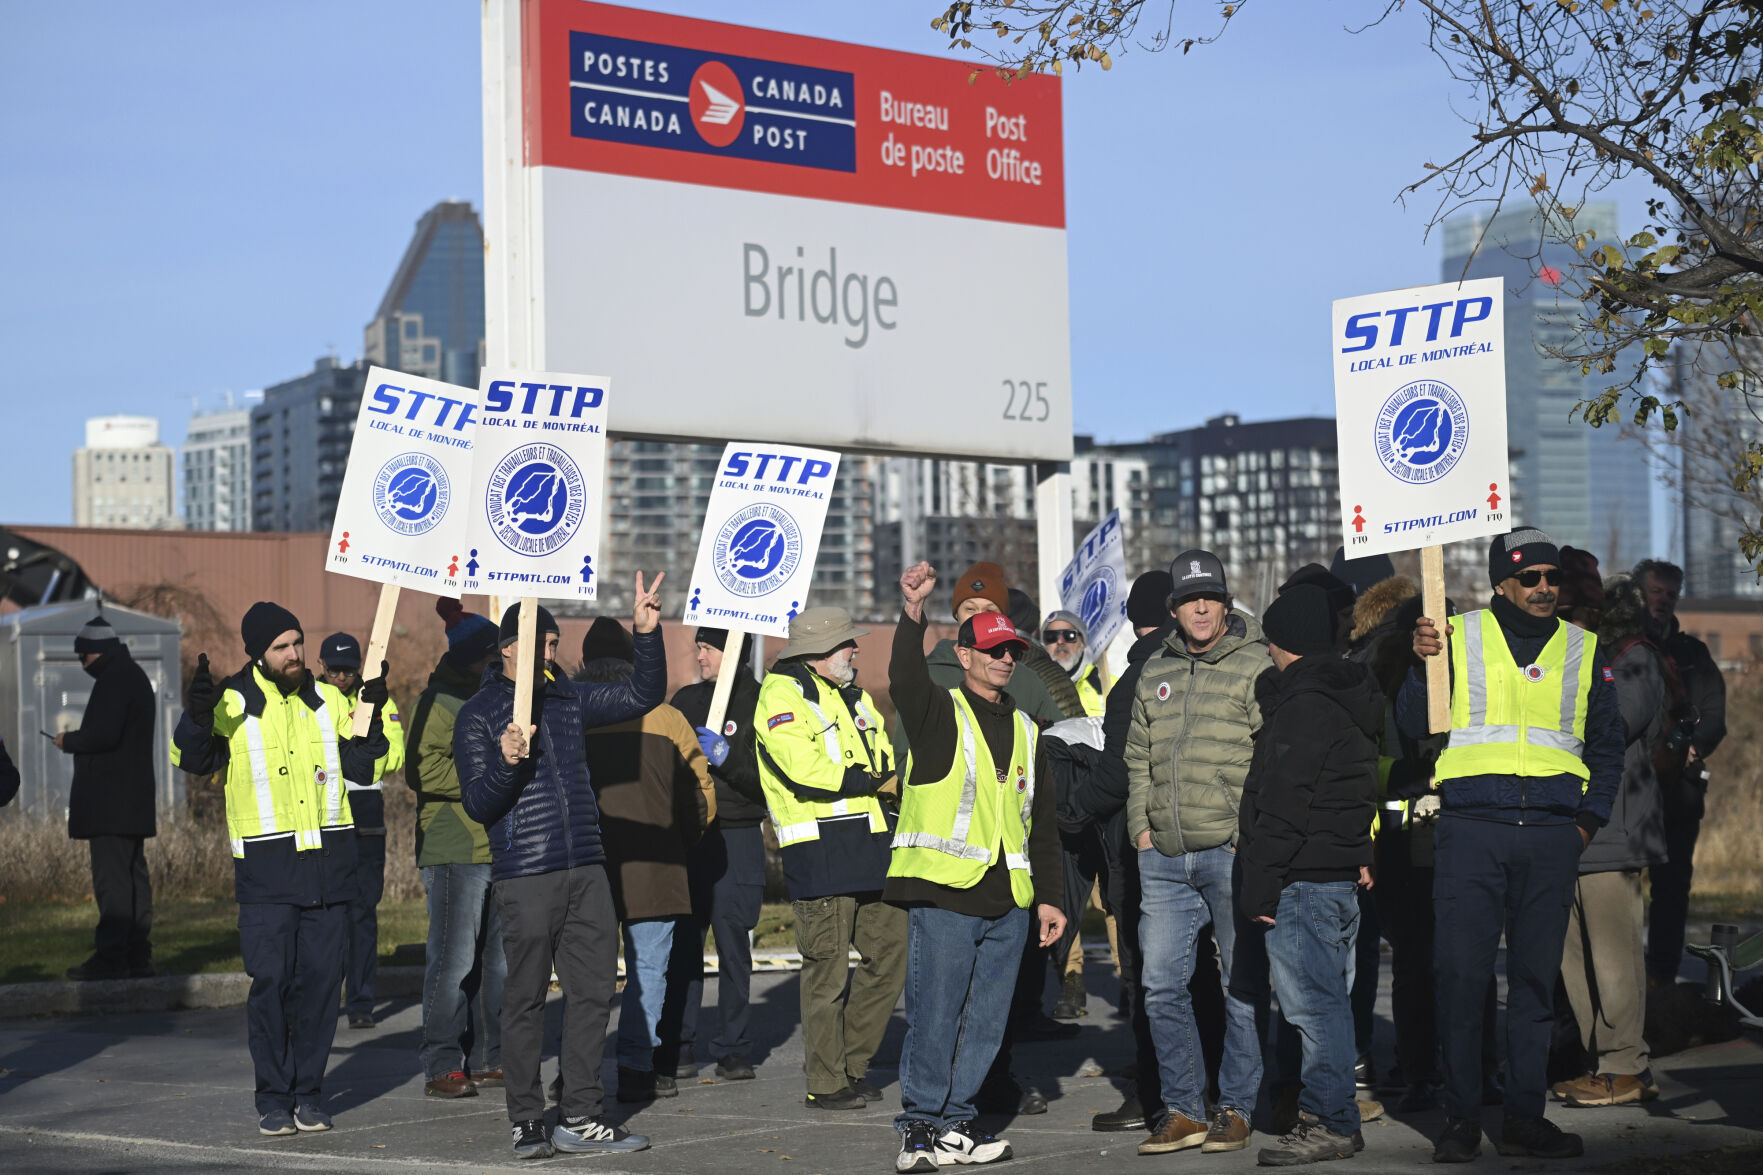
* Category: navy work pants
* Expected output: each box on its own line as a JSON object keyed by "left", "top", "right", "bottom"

{"left": 344, "top": 830, "right": 386, "bottom": 1016}
{"left": 239, "top": 901, "right": 347, "bottom": 1116}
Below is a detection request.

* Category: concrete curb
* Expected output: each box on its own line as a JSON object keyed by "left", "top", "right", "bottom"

{"left": 0, "top": 965, "right": 425, "bottom": 1020}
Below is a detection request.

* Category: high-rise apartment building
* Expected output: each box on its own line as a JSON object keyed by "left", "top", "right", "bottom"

{"left": 250, "top": 357, "right": 371, "bottom": 532}
{"left": 182, "top": 397, "right": 256, "bottom": 532}
{"left": 72, "top": 416, "right": 176, "bottom": 529}
{"left": 1440, "top": 202, "right": 1653, "bottom": 560}
{"left": 363, "top": 202, "right": 487, "bottom": 387}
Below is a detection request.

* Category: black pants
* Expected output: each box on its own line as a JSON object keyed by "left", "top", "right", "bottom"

{"left": 496, "top": 863, "right": 618, "bottom": 1123}
{"left": 239, "top": 901, "right": 347, "bottom": 1116}
{"left": 1105, "top": 820, "right": 1164, "bottom": 1113}
{"left": 345, "top": 830, "right": 387, "bottom": 1014}
{"left": 1051, "top": 827, "right": 1104, "bottom": 974}
{"left": 1434, "top": 816, "right": 1580, "bottom": 1121}
{"left": 1351, "top": 886, "right": 1379, "bottom": 1061}
{"left": 1646, "top": 784, "right": 1704, "bottom": 983}
{"left": 671, "top": 824, "right": 767, "bottom": 1061}
{"left": 89, "top": 835, "right": 152, "bottom": 971}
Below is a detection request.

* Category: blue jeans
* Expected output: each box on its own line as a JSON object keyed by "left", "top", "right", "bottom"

{"left": 617, "top": 918, "right": 679, "bottom": 1070}
{"left": 419, "top": 864, "right": 506, "bottom": 1081}
{"left": 1266, "top": 881, "right": 1361, "bottom": 1137}
{"left": 896, "top": 905, "right": 1029, "bottom": 1130}
{"left": 1139, "top": 844, "right": 1265, "bottom": 1123}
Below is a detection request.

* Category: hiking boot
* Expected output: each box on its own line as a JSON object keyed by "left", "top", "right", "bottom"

{"left": 616, "top": 1065, "right": 661, "bottom": 1103}
{"left": 896, "top": 1120, "right": 940, "bottom": 1173}
{"left": 804, "top": 1085, "right": 865, "bottom": 1110}
{"left": 1017, "top": 1083, "right": 1048, "bottom": 1115}
{"left": 936, "top": 1119, "right": 1012, "bottom": 1165}
{"left": 1638, "top": 1068, "right": 1660, "bottom": 1101}
{"left": 511, "top": 1118, "right": 553, "bottom": 1160}
{"left": 470, "top": 1067, "right": 504, "bottom": 1089}
{"left": 654, "top": 1071, "right": 678, "bottom": 1098}
{"left": 425, "top": 1070, "right": 479, "bottom": 1098}
{"left": 1201, "top": 1106, "right": 1252, "bottom": 1152}
{"left": 1091, "top": 1093, "right": 1146, "bottom": 1132}
{"left": 1398, "top": 1083, "right": 1439, "bottom": 1113}
{"left": 849, "top": 1074, "right": 884, "bottom": 1102}
{"left": 1496, "top": 1114, "right": 1583, "bottom": 1158}
{"left": 292, "top": 1104, "right": 332, "bottom": 1132}
{"left": 1432, "top": 1117, "right": 1482, "bottom": 1163}
{"left": 1560, "top": 1072, "right": 1644, "bottom": 1107}
{"left": 258, "top": 1109, "right": 296, "bottom": 1137}
{"left": 1354, "top": 1054, "right": 1376, "bottom": 1092}
{"left": 716, "top": 1053, "right": 756, "bottom": 1081}
{"left": 555, "top": 1115, "right": 649, "bottom": 1153}
{"left": 1138, "top": 1111, "right": 1208, "bottom": 1154}
{"left": 1052, "top": 971, "right": 1088, "bottom": 1019}
{"left": 1357, "top": 1097, "right": 1385, "bottom": 1123}
{"left": 1257, "top": 1113, "right": 1357, "bottom": 1166}
{"left": 348, "top": 1011, "right": 375, "bottom": 1030}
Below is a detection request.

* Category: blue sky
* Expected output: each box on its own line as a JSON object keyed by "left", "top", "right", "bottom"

{"left": 1, "top": 1, "right": 1646, "bottom": 527}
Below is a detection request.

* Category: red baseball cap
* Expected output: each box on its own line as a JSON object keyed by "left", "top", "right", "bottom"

{"left": 961, "top": 612, "right": 1028, "bottom": 653}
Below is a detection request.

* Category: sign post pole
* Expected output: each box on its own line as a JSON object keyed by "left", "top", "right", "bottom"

{"left": 1421, "top": 545, "right": 1451, "bottom": 735}
{"left": 510, "top": 596, "right": 538, "bottom": 755}
{"left": 705, "top": 644, "right": 742, "bottom": 733}
{"left": 351, "top": 583, "right": 403, "bottom": 737}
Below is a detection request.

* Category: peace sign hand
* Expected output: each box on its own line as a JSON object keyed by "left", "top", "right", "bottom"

{"left": 633, "top": 571, "right": 666, "bottom": 633}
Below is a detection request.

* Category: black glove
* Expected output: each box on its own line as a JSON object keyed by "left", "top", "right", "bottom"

{"left": 841, "top": 764, "right": 881, "bottom": 796}
{"left": 186, "top": 653, "right": 218, "bottom": 726}
{"left": 359, "top": 660, "right": 390, "bottom": 708}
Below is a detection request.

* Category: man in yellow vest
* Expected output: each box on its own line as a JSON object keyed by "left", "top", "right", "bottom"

{"left": 755, "top": 606, "right": 907, "bottom": 1113}
{"left": 1403, "top": 530, "right": 1623, "bottom": 1164}
{"left": 317, "top": 631, "right": 406, "bottom": 1030}
{"left": 887, "top": 562, "right": 1067, "bottom": 1172}
{"left": 171, "top": 601, "right": 392, "bottom": 1137}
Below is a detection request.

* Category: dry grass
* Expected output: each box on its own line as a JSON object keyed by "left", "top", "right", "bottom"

{"left": 1694, "top": 679, "right": 1763, "bottom": 895}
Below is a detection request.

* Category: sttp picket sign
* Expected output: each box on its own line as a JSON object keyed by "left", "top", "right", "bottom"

{"left": 1057, "top": 509, "right": 1127, "bottom": 669}
{"left": 457, "top": 368, "right": 611, "bottom": 602}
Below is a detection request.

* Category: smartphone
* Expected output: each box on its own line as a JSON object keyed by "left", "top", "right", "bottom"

{"left": 40, "top": 730, "right": 56, "bottom": 740}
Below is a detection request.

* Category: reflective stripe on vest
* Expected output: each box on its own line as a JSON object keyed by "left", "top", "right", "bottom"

{"left": 758, "top": 673, "right": 889, "bottom": 847}
{"left": 231, "top": 685, "right": 346, "bottom": 855}
{"left": 1435, "top": 609, "right": 1594, "bottom": 784}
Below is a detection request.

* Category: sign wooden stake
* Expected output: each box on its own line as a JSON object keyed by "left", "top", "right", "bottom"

{"left": 510, "top": 596, "right": 538, "bottom": 757}
{"left": 351, "top": 583, "right": 402, "bottom": 737}
{"left": 1422, "top": 545, "right": 1451, "bottom": 735}
{"left": 705, "top": 639, "right": 743, "bottom": 733}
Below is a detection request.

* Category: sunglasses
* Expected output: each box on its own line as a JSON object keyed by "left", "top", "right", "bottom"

{"left": 1515, "top": 569, "right": 1562, "bottom": 588}
{"left": 1041, "top": 629, "right": 1081, "bottom": 644}
{"left": 970, "top": 643, "right": 1019, "bottom": 661}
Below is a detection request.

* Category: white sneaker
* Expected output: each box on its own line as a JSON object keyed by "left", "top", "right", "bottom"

{"left": 935, "top": 1120, "right": 1012, "bottom": 1165}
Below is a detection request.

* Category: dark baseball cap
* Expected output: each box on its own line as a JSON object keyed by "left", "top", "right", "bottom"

{"left": 319, "top": 632, "right": 361, "bottom": 669}
{"left": 1168, "top": 549, "right": 1228, "bottom": 601}
{"left": 959, "top": 612, "right": 1028, "bottom": 654}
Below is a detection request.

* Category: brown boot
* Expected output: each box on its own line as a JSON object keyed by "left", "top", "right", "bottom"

{"left": 424, "top": 1070, "right": 479, "bottom": 1098}
{"left": 470, "top": 1067, "right": 505, "bottom": 1089}
{"left": 1562, "top": 1073, "right": 1644, "bottom": 1107}
{"left": 1200, "top": 1107, "right": 1251, "bottom": 1153}
{"left": 1138, "top": 1112, "right": 1208, "bottom": 1154}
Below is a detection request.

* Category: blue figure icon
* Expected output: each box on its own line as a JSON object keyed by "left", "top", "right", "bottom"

{"left": 787, "top": 600, "right": 800, "bottom": 622}
{"left": 688, "top": 587, "right": 702, "bottom": 614}
{"left": 466, "top": 548, "right": 480, "bottom": 577}
{"left": 580, "top": 554, "right": 594, "bottom": 585}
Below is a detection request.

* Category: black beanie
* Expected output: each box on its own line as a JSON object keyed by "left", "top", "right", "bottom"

{"left": 1489, "top": 528, "right": 1561, "bottom": 588}
{"left": 1262, "top": 584, "right": 1338, "bottom": 657}
{"left": 695, "top": 627, "right": 748, "bottom": 661}
{"left": 498, "top": 602, "right": 559, "bottom": 649}
{"left": 581, "top": 616, "right": 635, "bottom": 664}
{"left": 242, "top": 601, "right": 302, "bottom": 661}
{"left": 1329, "top": 547, "right": 1397, "bottom": 598}
{"left": 1126, "top": 570, "right": 1175, "bottom": 628}
{"left": 1280, "top": 563, "right": 1356, "bottom": 623}
{"left": 74, "top": 615, "right": 122, "bottom": 656}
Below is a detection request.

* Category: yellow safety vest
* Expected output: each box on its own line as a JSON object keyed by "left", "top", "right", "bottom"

{"left": 1434, "top": 609, "right": 1595, "bottom": 785}
{"left": 889, "top": 689, "right": 1038, "bottom": 908}
{"left": 1075, "top": 671, "right": 1105, "bottom": 718}
{"left": 755, "top": 670, "right": 891, "bottom": 846}
{"left": 171, "top": 666, "right": 356, "bottom": 858}
{"left": 342, "top": 692, "right": 405, "bottom": 790}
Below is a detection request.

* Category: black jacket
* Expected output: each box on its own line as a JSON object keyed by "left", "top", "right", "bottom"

{"left": 456, "top": 627, "right": 667, "bottom": 883}
{"left": 672, "top": 669, "right": 768, "bottom": 828}
{"left": 63, "top": 646, "right": 158, "bottom": 839}
{"left": 1237, "top": 655, "right": 1383, "bottom": 920}
{"left": 1663, "top": 622, "right": 1726, "bottom": 761}
{"left": 0, "top": 735, "right": 18, "bottom": 807}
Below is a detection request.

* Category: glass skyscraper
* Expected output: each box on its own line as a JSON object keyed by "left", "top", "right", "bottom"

{"left": 363, "top": 201, "right": 486, "bottom": 387}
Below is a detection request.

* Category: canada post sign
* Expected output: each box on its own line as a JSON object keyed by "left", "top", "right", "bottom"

{"left": 570, "top": 33, "right": 855, "bottom": 171}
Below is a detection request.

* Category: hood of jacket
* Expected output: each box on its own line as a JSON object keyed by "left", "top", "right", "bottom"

{"left": 1127, "top": 623, "right": 1174, "bottom": 667}
{"left": 1350, "top": 575, "right": 1418, "bottom": 642}
{"left": 1164, "top": 608, "right": 1264, "bottom": 664}
{"left": 429, "top": 651, "right": 486, "bottom": 699}
{"left": 1256, "top": 654, "right": 1386, "bottom": 740}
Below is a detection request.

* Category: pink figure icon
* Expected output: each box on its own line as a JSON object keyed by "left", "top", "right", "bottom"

{"left": 337, "top": 531, "right": 351, "bottom": 555}
{"left": 1488, "top": 483, "right": 1502, "bottom": 511}
{"left": 1351, "top": 506, "right": 1366, "bottom": 534}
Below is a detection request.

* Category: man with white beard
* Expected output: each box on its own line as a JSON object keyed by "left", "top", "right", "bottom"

{"left": 754, "top": 607, "right": 907, "bottom": 1112}
{"left": 1042, "top": 611, "right": 1105, "bottom": 717}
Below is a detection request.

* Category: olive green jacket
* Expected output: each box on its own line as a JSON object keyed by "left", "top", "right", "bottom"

{"left": 1125, "top": 610, "right": 1267, "bottom": 856}
{"left": 406, "top": 654, "right": 493, "bottom": 867}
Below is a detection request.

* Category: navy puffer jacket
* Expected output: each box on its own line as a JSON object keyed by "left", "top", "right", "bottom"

{"left": 457, "top": 628, "right": 667, "bottom": 882}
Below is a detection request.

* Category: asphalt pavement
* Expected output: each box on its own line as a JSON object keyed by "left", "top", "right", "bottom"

{"left": 2, "top": 960, "right": 1760, "bottom": 1174}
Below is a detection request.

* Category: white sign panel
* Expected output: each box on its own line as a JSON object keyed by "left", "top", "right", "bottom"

{"left": 327, "top": 367, "right": 478, "bottom": 592}
{"left": 1333, "top": 277, "right": 1511, "bottom": 557}
{"left": 458, "top": 368, "right": 610, "bottom": 601}
{"left": 682, "top": 443, "right": 842, "bottom": 639}
{"left": 1058, "top": 509, "right": 1128, "bottom": 665}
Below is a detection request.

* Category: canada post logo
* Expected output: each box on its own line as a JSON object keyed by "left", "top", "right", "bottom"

{"left": 569, "top": 32, "right": 855, "bottom": 172}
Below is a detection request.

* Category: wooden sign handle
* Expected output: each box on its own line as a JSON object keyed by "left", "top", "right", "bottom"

{"left": 704, "top": 638, "right": 742, "bottom": 733}
{"left": 351, "top": 583, "right": 401, "bottom": 738}
{"left": 510, "top": 597, "right": 538, "bottom": 757}
{"left": 1422, "top": 545, "right": 1451, "bottom": 735}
